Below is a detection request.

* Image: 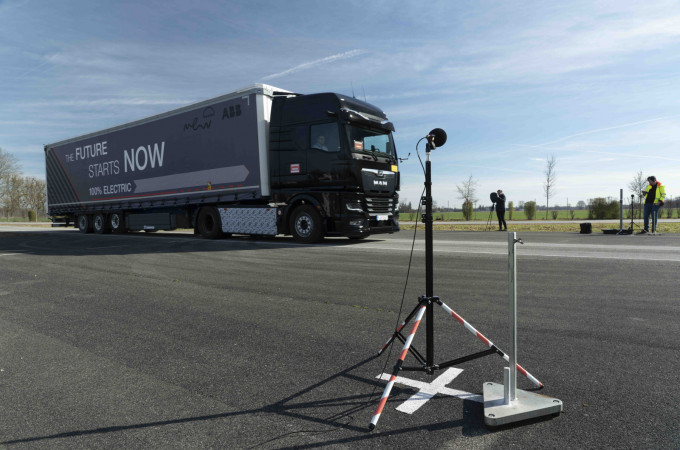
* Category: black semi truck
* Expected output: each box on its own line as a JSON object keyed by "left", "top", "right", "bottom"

{"left": 44, "top": 84, "right": 400, "bottom": 243}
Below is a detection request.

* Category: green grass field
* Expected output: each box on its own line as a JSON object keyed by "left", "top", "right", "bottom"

{"left": 399, "top": 210, "right": 587, "bottom": 221}
{"left": 399, "top": 209, "right": 680, "bottom": 222}
{"left": 401, "top": 222, "right": 680, "bottom": 233}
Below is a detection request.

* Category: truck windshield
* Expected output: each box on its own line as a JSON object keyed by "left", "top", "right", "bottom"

{"left": 347, "top": 125, "right": 396, "bottom": 159}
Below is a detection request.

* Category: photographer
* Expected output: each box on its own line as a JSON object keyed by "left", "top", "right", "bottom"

{"left": 495, "top": 189, "right": 507, "bottom": 231}
{"left": 639, "top": 176, "right": 665, "bottom": 234}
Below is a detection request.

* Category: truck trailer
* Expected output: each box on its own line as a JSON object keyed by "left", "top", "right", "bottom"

{"left": 44, "top": 84, "right": 400, "bottom": 243}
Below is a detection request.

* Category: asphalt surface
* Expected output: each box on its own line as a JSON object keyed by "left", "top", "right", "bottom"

{"left": 0, "top": 227, "right": 678, "bottom": 449}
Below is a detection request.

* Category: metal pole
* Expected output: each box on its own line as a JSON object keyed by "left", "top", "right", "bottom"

{"left": 620, "top": 189, "right": 623, "bottom": 232}
{"left": 508, "top": 232, "right": 518, "bottom": 401}
{"left": 425, "top": 150, "right": 434, "bottom": 370}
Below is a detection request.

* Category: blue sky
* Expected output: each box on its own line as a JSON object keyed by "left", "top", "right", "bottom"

{"left": 2, "top": 0, "right": 680, "bottom": 209}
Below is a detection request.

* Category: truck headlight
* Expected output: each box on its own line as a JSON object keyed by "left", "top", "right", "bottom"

{"left": 346, "top": 201, "right": 363, "bottom": 212}
{"left": 349, "top": 219, "right": 365, "bottom": 227}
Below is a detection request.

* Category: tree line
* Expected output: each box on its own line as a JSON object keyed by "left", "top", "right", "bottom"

{"left": 0, "top": 147, "right": 46, "bottom": 221}
{"left": 399, "top": 158, "right": 674, "bottom": 221}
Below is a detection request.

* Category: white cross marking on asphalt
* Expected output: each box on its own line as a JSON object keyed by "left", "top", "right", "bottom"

{"left": 377, "top": 368, "right": 483, "bottom": 414}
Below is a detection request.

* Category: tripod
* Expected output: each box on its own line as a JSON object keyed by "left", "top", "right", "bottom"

{"left": 619, "top": 194, "right": 643, "bottom": 234}
{"left": 369, "top": 132, "right": 543, "bottom": 430}
{"left": 485, "top": 204, "right": 496, "bottom": 231}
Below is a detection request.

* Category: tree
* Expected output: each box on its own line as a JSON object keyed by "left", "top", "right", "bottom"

{"left": 543, "top": 154, "right": 557, "bottom": 220}
{"left": 456, "top": 175, "right": 478, "bottom": 221}
{"left": 524, "top": 201, "right": 537, "bottom": 220}
{"left": 576, "top": 200, "right": 586, "bottom": 209}
{"left": 588, "top": 197, "right": 619, "bottom": 220}
{"left": 628, "top": 169, "right": 646, "bottom": 219}
{"left": 22, "top": 177, "right": 47, "bottom": 220}
{"left": 0, "top": 147, "right": 20, "bottom": 182}
{"left": 398, "top": 201, "right": 413, "bottom": 213}
{"left": 2, "top": 174, "right": 24, "bottom": 220}
{"left": 462, "top": 200, "right": 473, "bottom": 221}
{"left": 0, "top": 147, "right": 22, "bottom": 219}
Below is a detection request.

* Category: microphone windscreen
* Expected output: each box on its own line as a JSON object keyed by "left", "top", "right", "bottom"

{"left": 429, "top": 128, "right": 447, "bottom": 147}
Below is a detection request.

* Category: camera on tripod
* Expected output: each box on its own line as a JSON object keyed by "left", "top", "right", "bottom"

{"left": 490, "top": 192, "right": 499, "bottom": 211}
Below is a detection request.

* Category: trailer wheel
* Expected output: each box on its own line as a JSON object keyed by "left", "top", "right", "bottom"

{"left": 197, "top": 207, "right": 223, "bottom": 239}
{"left": 110, "top": 212, "right": 126, "bottom": 234}
{"left": 290, "top": 205, "right": 324, "bottom": 243}
{"left": 77, "top": 215, "right": 92, "bottom": 234}
{"left": 93, "top": 213, "right": 110, "bottom": 234}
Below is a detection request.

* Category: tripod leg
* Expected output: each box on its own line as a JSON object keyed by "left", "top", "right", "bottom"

{"left": 437, "top": 300, "right": 543, "bottom": 388}
{"left": 369, "top": 304, "right": 427, "bottom": 430}
{"left": 486, "top": 209, "right": 494, "bottom": 231}
{"left": 377, "top": 300, "right": 424, "bottom": 355}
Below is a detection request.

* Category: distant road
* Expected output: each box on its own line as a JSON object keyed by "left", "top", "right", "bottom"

{"left": 401, "top": 218, "right": 680, "bottom": 225}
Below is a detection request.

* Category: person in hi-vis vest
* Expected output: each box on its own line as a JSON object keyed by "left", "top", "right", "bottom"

{"left": 639, "top": 175, "right": 665, "bottom": 234}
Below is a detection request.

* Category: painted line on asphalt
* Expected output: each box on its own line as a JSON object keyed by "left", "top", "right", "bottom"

{"left": 376, "top": 368, "right": 482, "bottom": 414}
{"left": 327, "top": 243, "right": 680, "bottom": 262}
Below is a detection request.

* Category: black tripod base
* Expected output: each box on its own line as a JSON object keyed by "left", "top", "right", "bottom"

{"left": 384, "top": 295, "right": 500, "bottom": 375}
{"left": 401, "top": 348, "right": 498, "bottom": 372}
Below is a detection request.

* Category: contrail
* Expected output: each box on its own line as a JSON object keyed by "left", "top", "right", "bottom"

{"left": 262, "top": 49, "right": 368, "bottom": 80}
{"left": 536, "top": 114, "right": 680, "bottom": 147}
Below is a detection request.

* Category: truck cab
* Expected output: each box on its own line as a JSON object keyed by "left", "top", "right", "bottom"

{"left": 269, "top": 92, "right": 400, "bottom": 240}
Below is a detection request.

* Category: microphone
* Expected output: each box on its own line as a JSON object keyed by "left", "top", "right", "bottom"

{"left": 426, "top": 128, "right": 447, "bottom": 149}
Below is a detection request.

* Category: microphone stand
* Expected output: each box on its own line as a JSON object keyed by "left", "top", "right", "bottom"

{"left": 486, "top": 203, "right": 496, "bottom": 231}
{"left": 620, "top": 194, "right": 642, "bottom": 234}
{"left": 370, "top": 132, "right": 543, "bottom": 430}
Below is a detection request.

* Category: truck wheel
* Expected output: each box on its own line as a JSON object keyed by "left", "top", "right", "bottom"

{"left": 290, "top": 205, "right": 324, "bottom": 243}
{"left": 93, "top": 213, "right": 110, "bottom": 234}
{"left": 197, "top": 207, "right": 223, "bottom": 239}
{"left": 77, "top": 215, "right": 92, "bottom": 234}
{"left": 110, "top": 212, "right": 126, "bottom": 234}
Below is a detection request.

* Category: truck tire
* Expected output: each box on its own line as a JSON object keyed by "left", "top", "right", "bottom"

{"left": 290, "top": 205, "right": 324, "bottom": 243}
{"left": 109, "top": 212, "right": 126, "bottom": 234}
{"left": 93, "top": 213, "right": 110, "bottom": 234}
{"left": 77, "top": 215, "right": 92, "bottom": 234}
{"left": 197, "top": 207, "right": 223, "bottom": 239}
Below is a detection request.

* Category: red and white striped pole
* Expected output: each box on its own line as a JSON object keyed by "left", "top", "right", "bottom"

{"left": 437, "top": 301, "right": 543, "bottom": 388}
{"left": 369, "top": 304, "right": 427, "bottom": 430}
{"left": 378, "top": 320, "right": 406, "bottom": 355}
{"left": 378, "top": 306, "right": 419, "bottom": 355}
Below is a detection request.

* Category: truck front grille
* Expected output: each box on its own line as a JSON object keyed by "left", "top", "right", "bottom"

{"left": 365, "top": 197, "right": 394, "bottom": 215}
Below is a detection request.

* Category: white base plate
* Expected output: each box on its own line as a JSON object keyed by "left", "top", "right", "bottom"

{"left": 482, "top": 382, "right": 563, "bottom": 427}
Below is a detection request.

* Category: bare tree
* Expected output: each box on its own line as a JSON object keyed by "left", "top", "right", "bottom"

{"left": 0, "top": 147, "right": 22, "bottom": 219}
{"left": 543, "top": 154, "right": 557, "bottom": 220}
{"left": 627, "top": 169, "right": 646, "bottom": 219}
{"left": 22, "top": 177, "right": 47, "bottom": 220}
{"left": 456, "top": 175, "right": 478, "bottom": 203}
{"left": 456, "top": 175, "right": 478, "bottom": 221}
{"left": 1, "top": 174, "right": 24, "bottom": 220}
{"left": 0, "top": 147, "right": 20, "bottom": 183}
